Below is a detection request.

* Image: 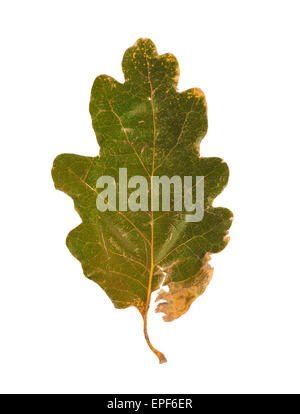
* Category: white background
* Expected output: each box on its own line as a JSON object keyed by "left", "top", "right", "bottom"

{"left": 1, "top": 0, "right": 300, "bottom": 394}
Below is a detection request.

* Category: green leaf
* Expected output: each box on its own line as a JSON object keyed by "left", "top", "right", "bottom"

{"left": 51, "top": 38, "right": 233, "bottom": 363}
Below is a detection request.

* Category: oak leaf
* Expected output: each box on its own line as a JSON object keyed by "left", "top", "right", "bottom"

{"left": 52, "top": 38, "right": 233, "bottom": 363}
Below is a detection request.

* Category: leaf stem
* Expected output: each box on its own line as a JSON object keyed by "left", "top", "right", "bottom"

{"left": 143, "top": 312, "right": 167, "bottom": 364}
{"left": 142, "top": 198, "right": 167, "bottom": 364}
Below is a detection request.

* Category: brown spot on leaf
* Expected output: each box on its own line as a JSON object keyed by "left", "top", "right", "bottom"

{"left": 155, "top": 254, "right": 213, "bottom": 322}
